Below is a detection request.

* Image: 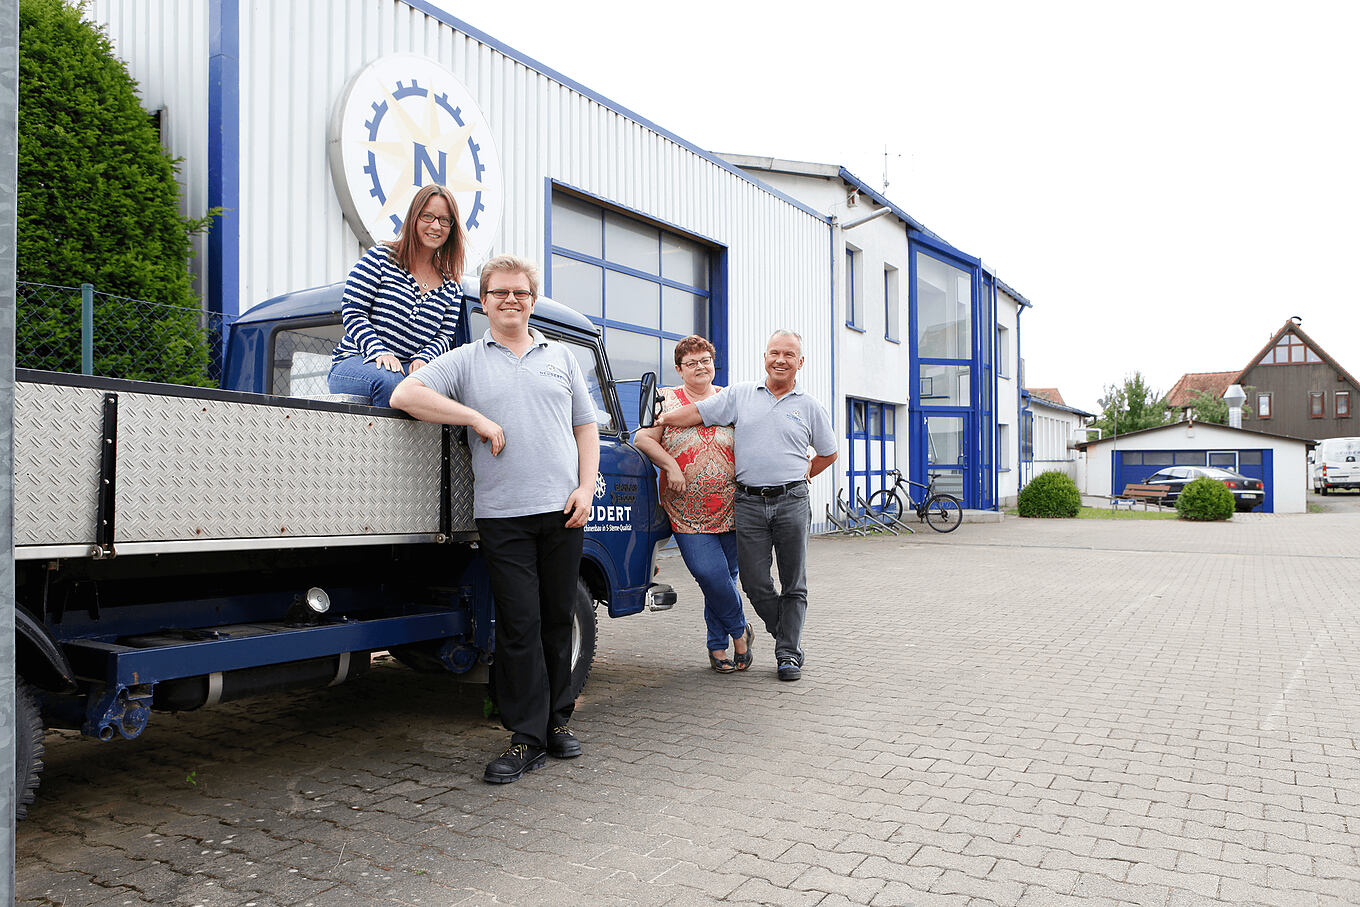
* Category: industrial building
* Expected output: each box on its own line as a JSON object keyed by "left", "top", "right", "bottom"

{"left": 90, "top": 0, "right": 1044, "bottom": 520}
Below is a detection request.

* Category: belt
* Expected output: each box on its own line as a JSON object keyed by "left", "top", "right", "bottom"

{"left": 735, "top": 480, "right": 805, "bottom": 497}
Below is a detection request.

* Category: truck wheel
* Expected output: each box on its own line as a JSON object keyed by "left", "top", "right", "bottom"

{"left": 569, "top": 579, "right": 598, "bottom": 700}
{"left": 1320, "top": 485, "right": 1329, "bottom": 495}
{"left": 15, "top": 677, "right": 45, "bottom": 821}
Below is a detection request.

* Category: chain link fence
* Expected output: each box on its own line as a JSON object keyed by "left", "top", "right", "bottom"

{"left": 17, "top": 281, "right": 223, "bottom": 387}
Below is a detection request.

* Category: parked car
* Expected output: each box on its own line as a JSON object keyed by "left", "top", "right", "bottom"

{"left": 1143, "top": 466, "right": 1265, "bottom": 512}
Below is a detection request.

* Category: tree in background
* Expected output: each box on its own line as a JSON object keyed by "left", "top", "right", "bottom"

{"left": 1178, "top": 386, "right": 1255, "bottom": 425}
{"left": 1093, "top": 372, "right": 1170, "bottom": 437}
{"left": 18, "top": 0, "right": 217, "bottom": 384}
{"left": 1181, "top": 389, "right": 1229, "bottom": 424}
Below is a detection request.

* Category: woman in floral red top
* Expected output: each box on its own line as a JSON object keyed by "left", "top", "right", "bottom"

{"left": 636, "top": 336, "right": 752, "bottom": 672}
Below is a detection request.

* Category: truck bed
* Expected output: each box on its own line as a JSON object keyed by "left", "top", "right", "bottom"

{"left": 15, "top": 370, "right": 475, "bottom": 559}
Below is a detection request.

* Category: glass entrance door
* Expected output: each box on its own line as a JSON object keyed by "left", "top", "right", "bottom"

{"left": 921, "top": 413, "right": 969, "bottom": 504}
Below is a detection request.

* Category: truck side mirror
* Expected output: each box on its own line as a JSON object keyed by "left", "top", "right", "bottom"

{"left": 638, "top": 371, "right": 660, "bottom": 428}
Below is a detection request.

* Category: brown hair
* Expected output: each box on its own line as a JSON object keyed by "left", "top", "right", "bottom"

{"left": 673, "top": 335, "right": 716, "bottom": 368}
{"left": 479, "top": 254, "right": 540, "bottom": 298}
{"left": 383, "top": 185, "right": 466, "bottom": 282}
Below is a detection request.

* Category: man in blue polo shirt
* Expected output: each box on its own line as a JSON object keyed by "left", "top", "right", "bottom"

{"left": 658, "top": 330, "right": 836, "bottom": 681}
{"left": 390, "top": 254, "right": 599, "bottom": 783}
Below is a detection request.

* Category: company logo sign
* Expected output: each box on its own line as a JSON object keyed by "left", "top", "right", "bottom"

{"left": 329, "top": 54, "right": 503, "bottom": 265}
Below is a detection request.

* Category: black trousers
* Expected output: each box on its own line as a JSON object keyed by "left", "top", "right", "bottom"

{"left": 476, "top": 511, "right": 584, "bottom": 749}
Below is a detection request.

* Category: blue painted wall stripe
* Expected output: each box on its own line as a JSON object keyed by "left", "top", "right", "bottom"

{"left": 208, "top": 0, "right": 239, "bottom": 322}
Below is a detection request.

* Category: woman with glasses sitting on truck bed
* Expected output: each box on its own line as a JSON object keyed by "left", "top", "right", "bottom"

{"left": 327, "top": 185, "right": 466, "bottom": 407}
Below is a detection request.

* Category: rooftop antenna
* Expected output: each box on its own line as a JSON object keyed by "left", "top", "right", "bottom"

{"left": 883, "top": 146, "right": 901, "bottom": 193}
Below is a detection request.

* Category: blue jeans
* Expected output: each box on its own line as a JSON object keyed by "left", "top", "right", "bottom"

{"left": 327, "top": 355, "right": 410, "bottom": 407}
{"left": 734, "top": 483, "right": 811, "bottom": 664}
{"left": 673, "top": 530, "right": 747, "bottom": 653}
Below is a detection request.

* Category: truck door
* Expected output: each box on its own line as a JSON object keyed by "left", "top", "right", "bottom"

{"left": 556, "top": 336, "right": 666, "bottom": 618}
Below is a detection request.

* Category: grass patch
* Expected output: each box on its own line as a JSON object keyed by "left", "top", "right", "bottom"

{"left": 1077, "top": 505, "right": 1179, "bottom": 520}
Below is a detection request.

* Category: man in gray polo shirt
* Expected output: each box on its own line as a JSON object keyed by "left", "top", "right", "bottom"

{"left": 657, "top": 330, "right": 836, "bottom": 681}
{"left": 390, "top": 254, "right": 599, "bottom": 783}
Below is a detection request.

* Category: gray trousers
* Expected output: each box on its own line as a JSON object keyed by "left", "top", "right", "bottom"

{"left": 734, "top": 484, "right": 811, "bottom": 664}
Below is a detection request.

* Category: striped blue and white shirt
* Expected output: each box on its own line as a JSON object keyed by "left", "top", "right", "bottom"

{"left": 331, "top": 245, "right": 462, "bottom": 365}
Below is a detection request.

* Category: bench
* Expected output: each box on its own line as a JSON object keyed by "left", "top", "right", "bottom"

{"left": 1112, "top": 484, "right": 1171, "bottom": 510}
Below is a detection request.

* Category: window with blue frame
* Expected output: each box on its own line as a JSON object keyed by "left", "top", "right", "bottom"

{"left": 845, "top": 247, "right": 862, "bottom": 330}
{"left": 884, "top": 265, "right": 899, "bottom": 342}
{"left": 846, "top": 398, "right": 897, "bottom": 509}
{"left": 549, "top": 191, "right": 714, "bottom": 423}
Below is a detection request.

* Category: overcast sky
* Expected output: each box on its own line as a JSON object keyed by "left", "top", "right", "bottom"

{"left": 445, "top": 1, "right": 1360, "bottom": 413}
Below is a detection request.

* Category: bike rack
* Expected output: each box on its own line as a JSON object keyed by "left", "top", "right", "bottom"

{"left": 856, "top": 491, "right": 901, "bottom": 536}
{"left": 827, "top": 490, "right": 871, "bottom": 536}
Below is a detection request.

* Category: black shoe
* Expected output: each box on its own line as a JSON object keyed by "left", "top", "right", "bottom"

{"left": 483, "top": 743, "right": 547, "bottom": 783}
{"left": 547, "top": 725, "right": 582, "bottom": 759}
{"left": 776, "top": 657, "right": 801, "bottom": 682}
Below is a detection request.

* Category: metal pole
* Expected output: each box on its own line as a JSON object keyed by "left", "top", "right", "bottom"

{"left": 81, "top": 282, "right": 93, "bottom": 374}
{"left": 2, "top": 0, "right": 22, "bottom": 897}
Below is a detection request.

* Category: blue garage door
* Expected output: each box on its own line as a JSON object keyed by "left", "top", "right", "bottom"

{"left": 1116, "top": 449, "right": 1273, "bottom": 512}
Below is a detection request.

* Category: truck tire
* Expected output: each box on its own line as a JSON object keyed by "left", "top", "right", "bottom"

{"left": 568, "top": 579, "right": 598, "bottom": 700}
{"left": 15, "top": 677, "right": 45, "bottom": 821}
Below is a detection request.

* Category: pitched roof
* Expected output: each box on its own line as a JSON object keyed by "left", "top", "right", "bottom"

{"left": 1074, "top": 420, "right": 1317, "bottom": 450}
{"left": 1234, "top": 319, "right": 1360, "bottom": 389}
{"left": 1026, "top": 387, "right": 1065, "bottom": 405}
{"left": 1164, "top": 371, "right": 1239, "bottom": 408}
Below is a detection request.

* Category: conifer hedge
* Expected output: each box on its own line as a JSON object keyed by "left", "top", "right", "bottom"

{"left": 18, "top": 0, "right": 217, "bottom": 384}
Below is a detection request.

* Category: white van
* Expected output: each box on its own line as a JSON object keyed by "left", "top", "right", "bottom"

{"left": 1311, "top": 437, "right": 1360, "bottom": 494}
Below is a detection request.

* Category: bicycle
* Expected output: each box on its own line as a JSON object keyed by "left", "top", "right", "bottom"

{"left": 865, "top": 469, "right": 964, "bottom": 533}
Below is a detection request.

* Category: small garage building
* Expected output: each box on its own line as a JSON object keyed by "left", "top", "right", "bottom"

{"left": 1077, "top": 421, "right": 1314, "bottom": 513}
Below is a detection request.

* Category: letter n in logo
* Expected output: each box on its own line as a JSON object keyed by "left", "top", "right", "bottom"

{"left": 414, "top": 144, "right": 446, "bottom": 186}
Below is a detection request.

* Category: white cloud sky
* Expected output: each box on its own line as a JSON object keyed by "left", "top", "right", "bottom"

{"left": 442, "top": 0, "right": 1360, "bottom": 412}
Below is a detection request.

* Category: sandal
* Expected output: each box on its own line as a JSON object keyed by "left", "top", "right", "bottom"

{"left": 733, "top": 625, "right": 755, "bottom": 671}
{"left": 709, "top": 652, "right": 736, "bottom": 673}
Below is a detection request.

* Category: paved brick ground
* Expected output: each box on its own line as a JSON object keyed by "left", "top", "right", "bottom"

{"left": 16, "top": 511, "right": 1360, "bottom": 906}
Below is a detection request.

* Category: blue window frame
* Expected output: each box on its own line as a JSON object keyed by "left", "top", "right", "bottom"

{"left": 845, "top": 248, "right": 861, "bottom": 330}
{"left": 884, "top": 265, "right": 899, "bottom": 342}
{"left": 548, "top": 188, "right": 719, "bottom": 426}
{"left": 846, "top": 398, "right": 897, "bottom": 510}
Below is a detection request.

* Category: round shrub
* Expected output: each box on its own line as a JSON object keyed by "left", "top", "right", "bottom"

{"left": 1017, "top": 471, "right": 1081, "bottom": 518}
{"left": 1175, "top": 476, "right": 1234, "bottom": 521}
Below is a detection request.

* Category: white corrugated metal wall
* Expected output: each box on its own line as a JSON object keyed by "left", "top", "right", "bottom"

{"left": 89, "top": 0, "right": 211, "bottom": 301}
{"left": 232, "top": 2, "right": 830, "bottom": 373}
{"left": 233, "top": 1, "right": 834, "bottom": 412}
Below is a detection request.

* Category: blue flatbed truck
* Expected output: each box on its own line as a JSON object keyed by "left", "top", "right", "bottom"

{"left": 11, "top": 283, "right": 674, "bottom": 818}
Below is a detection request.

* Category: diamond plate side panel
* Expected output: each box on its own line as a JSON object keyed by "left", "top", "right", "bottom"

{"left": 14, "top": 382, "right": 105, "bottom": 547}
{"left": 448, "top": 437, "right": 474, "bottom": 532}
{"left": 115, "top": 393, "right": 445, "bottom": 542}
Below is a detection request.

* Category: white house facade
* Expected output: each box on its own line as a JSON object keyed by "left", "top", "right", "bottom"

{"left": 719, "top": 155, "right": 1030, "bottom": 513}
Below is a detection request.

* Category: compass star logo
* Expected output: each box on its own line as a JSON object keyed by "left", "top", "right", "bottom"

{"left": 329, "top": 54, "right": 503, "bottom": 267}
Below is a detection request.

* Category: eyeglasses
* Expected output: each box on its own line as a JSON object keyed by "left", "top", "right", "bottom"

{"left": 485, "top": 288, "right": 534, "bottom": 301}
{"left": 680, "top": 357, "right": 714, "bottom": 369}
{"left": 417, "top": 213, "right": 454, "bottom": 228}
